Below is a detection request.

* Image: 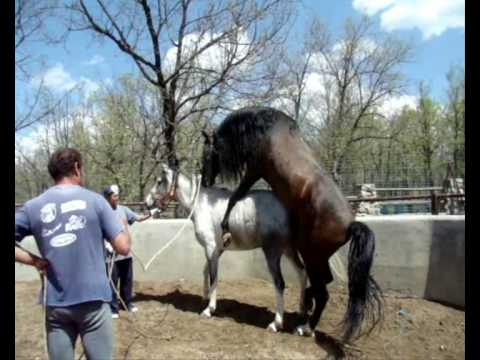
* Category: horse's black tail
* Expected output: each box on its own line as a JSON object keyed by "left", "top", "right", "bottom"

{"left": 341, "top": 221, "right": 384, "bottom": 343}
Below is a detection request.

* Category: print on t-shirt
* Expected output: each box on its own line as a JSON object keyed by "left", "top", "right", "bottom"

{"left": 40, "top": 203, "right": 57, "bottom": 224}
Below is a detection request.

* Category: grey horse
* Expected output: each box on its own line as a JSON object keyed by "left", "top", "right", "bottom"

{"left": 145, "top": 164, "right": 308, "bottom": 332}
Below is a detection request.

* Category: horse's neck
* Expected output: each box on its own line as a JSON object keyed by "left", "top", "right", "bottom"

{"left": 175, "top": 173, "right": 197, "bottom": 211}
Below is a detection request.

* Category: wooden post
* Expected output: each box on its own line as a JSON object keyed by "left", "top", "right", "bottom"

{"left": 431, "top": 191, "right": 439, "bottom": 215}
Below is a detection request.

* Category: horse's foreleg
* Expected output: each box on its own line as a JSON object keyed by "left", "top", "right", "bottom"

{"left": 202, "top": 251, "right": 221, "bottom": 317}
{"left": 221, "top": 173, "right": 260, "bottom": 247}
{"left": 202, "top": 262, "right": 210, "bottom": 300}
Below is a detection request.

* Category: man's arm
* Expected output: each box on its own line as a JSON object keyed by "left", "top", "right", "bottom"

{"left": 98, "top": 197, "right": 131, "bottom": 256}
{"left": 14, "top": 207, "right": 47, "bottom": 271}
{"left": 15, "top": 245, "right": 48, "bottom": 271}
{"left": 136, "top": 212, "right": 151, "bottom": 222}
{"left": 110, "top": 218, "right": 131, "bottom": 256}
{"left": 123, "top": 206, "right": 151, "bottom": 224}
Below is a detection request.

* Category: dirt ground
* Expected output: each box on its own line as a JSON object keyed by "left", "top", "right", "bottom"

{"left": 15, "top": 279, "right": 464, "bottom": 360}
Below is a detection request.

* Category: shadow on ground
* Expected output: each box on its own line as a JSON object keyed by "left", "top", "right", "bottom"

{"left": 134, "top": 289, "right": 349, "bottom": 359}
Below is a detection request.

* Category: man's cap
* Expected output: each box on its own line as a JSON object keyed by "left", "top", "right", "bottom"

{"left": 103, "top": 184, "right": 119, "bottom": 198}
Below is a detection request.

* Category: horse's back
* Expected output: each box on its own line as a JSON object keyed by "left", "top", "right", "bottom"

{"left": 218, "top": 106, "right": 297, "bottom": 135}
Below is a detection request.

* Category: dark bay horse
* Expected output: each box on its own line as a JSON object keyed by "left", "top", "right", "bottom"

{"left": 201, "top": 106, "right": 383, "bottom": 342}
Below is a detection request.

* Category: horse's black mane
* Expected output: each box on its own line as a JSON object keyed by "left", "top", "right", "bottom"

{"left": 214, "top": 106, "right": 298, "bottom": 181}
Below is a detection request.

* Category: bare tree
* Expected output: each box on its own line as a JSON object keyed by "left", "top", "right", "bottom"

{"left": 270, "top": 19, "right": 330, "bottom": 124}
{"left": 15, "top": 0, "right": 69, "bottom": 133}
{"left": 445, "top": 65, "right": 465, "bottom": 178}
{"left": 67, "top": 0, "right": 295, "bottom": 166}
{"left": 15, "top": 0, "right": 61, "bottom": 78}
{"left": 15, "top": 140, "right": 53, "bottom": 201}
{"left": 286, "top": 17, "right": 412, "bottom": 183}
{"left": 88, "top": 76, "right": 167, "bottom": 200}
{"left": 413, "top": 82, "right": 440, "bottom": 187}
{"left": 273, "top": 48, "right": 314, "bottom": 123}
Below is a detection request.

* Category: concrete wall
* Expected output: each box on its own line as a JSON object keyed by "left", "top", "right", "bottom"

{"left": 15, "top": 215, "right": 465, "bottom": 308}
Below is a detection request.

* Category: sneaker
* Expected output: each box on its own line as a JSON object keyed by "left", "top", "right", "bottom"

{"left": 112, "top": 312, "right": 119, "bottom": 319}
{"left": 128, "top": 304, "right": 138, "bottom": 313}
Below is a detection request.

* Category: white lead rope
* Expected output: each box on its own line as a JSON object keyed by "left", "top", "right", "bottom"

{"left": 105, "top": 250, "right": 172, "bottom": 343}
{"left": 39, "top": 270, "right": 48, "bottom": 358}
{"left": 15, "top": 241, "right": 49, "bottom": 359}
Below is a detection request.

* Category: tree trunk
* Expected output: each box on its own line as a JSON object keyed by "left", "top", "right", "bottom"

{"left": 162, "top": 96, "right": 178, "bottom": 167}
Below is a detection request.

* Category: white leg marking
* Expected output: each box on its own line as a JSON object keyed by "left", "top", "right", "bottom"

{"left": 268, "top": 289, "right": 284, "bottom": 332}
{"left": 201, "top": 307, "right": 212, "bottom": 317}
{"left": 296, "top": 323, "right": 314, "bottom": 337}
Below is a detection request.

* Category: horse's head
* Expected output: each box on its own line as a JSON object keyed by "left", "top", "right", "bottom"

{"left": 144, "top": 163, "right": 178, "bottom": 211}
{"left": 201, "top": 130, "right": 220, "bottom": 187}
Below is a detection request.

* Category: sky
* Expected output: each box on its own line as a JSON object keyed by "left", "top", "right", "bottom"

{"left": 16, "top": 0, "right": 465, "bottom": 147}
{"left": 298, "top": 0, "right": 464, "bottom": 97}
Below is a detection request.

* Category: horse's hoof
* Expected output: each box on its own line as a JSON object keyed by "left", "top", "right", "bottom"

{"left": 201, "top": 308, "right": 212, "bottom": 317}
{"left": 296, "top": 324, "right": 314, "bottom": 337}
{"left": 268, "top": 321, "right": 283, "bottom": 333}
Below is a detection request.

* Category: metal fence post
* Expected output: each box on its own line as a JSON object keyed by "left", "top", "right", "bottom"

{"left": 431, "top": 191, "right": 439, "bottom": 215}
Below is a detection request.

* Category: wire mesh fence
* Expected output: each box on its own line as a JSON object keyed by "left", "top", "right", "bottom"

{"left": 14, "top": 161, "right": 465, "bottom": 217}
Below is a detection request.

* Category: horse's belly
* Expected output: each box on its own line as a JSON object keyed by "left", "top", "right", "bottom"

{"left": 219, "top": 192, "right": 289, "bottom": 250}
{"left": 228, "top": 222, "right": 262, "bottom": 250}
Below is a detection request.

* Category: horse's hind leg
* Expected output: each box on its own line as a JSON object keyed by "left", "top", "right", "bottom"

{"left": 284, "top": 247, "right": 308, "bottom": 316}
{"left": 263, "top": 246, "right": 286, "bottom": 332}
{"left": 296, "top": 266, "right": 332, "bottom": 337}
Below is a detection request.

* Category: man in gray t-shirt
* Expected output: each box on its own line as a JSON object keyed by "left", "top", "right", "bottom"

{"left": 15, "top": 148, "right": 131, "bottom": 360}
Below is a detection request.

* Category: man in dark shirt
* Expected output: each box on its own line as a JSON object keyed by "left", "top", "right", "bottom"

{"left": 103, "top": 184, "right": 150, "bottom": 317}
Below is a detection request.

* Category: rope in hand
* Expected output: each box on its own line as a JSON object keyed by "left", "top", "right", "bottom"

{"left": 15, "top": 242, "right": 49, "bottom": 359}
{"left": 106, "top": 253, "right": 172, "bottom": 342}
{"left": 77, "top": 254, "right": 173, "bottom": 360}
{"left": 34, "top": 246, "right": 173, "bottom": 360}
{"left": 38, "top": 270, "right": 48, "bottom": 358}
{"left": 102, "top": 173, "right": 203, "bottom": 353}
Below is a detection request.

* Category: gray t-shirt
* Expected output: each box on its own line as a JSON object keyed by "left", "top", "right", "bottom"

{"left": 15, "top": 184, "right": 124, "bottom": 307}
{"left": 109, "top": 205, "right": 138, "bottom": 261}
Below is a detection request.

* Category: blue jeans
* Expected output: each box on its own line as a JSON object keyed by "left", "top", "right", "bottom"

{"left": 46, "top": 301, "right": 113, "bottom": 360}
